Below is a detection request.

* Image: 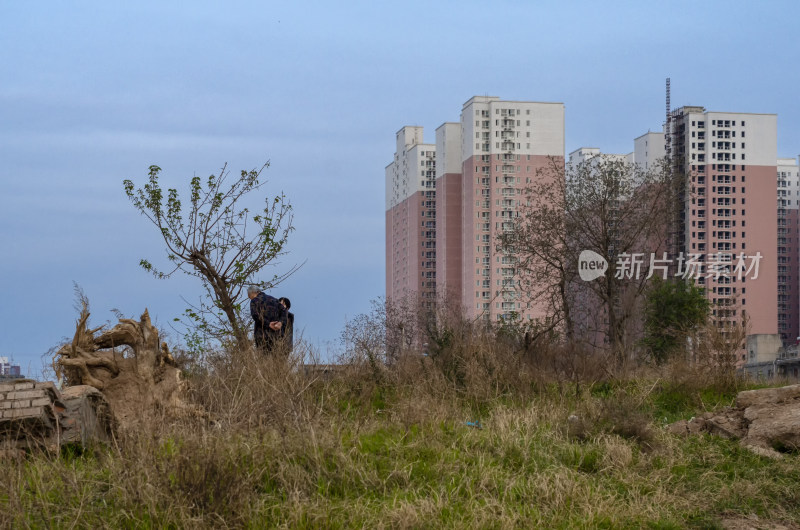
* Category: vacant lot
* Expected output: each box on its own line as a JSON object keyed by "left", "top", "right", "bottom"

{"left": 2, "top": 350, "right": 798, "bottom": 529}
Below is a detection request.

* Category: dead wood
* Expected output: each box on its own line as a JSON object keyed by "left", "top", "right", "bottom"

{"left": 54, "top": 299, "right": 203, "bottom": 430}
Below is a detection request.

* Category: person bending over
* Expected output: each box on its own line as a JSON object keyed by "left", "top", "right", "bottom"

{"left": 248, "top": 286, "right": 287, "bottom": 355}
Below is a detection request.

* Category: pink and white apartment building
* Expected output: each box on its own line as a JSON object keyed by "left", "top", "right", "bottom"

{"left": 385, "top": 126, "right": 437, "bottom": 305}
{"left": 387, "top": 99, "right": 791, "bottom": 348}
{"left": 668, "top": 107, "right": 779, "bottom": 341}
{"left": 386, "top": 96, "right": 565, "bottom": 322}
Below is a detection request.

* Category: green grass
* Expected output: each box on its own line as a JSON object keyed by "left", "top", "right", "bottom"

{"left": 1, "top": 379, "right": 798, "bottom": 528}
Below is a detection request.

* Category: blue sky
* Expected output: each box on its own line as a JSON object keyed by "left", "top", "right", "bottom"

{"left": 2, "top": 1, "right": 799, "bottom": 376}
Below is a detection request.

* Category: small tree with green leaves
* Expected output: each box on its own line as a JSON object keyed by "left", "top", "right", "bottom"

{"left": 123, "top": 163, "right": 297, "bottom": 351}
{"left": 642, "top": 277, "right": 709, "bottom": 364}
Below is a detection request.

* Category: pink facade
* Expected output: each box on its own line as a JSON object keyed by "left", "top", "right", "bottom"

{"left": 385, "top": 190, "right": 424, "bottom": 300}
{"left": 687, "top": 163, "right": 778, "bottom": 337}
{"left": 740, "top": 164, "right": 778, "bottom": 336}
{"left": 435, "top": 172, "right": 462, "bottom": 300}
{"left": 461, "top": 153, "right": 562, "bottom": 322}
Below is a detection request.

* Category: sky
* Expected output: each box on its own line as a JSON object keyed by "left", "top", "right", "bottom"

{"left": 2, "top": 1, "right": 800, "bottom": 377}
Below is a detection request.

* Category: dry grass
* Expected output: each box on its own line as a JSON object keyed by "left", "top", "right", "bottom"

{"left": 1, "top": 326, "right": 799, "bottom": 529}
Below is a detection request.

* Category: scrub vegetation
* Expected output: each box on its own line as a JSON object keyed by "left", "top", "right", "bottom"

{"left": 2, "top": 315, "right": 798, "bottom": 529}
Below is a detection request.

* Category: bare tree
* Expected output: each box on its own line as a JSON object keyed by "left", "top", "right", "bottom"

{"left": 502, "top": 155, "right": 674, "bottom": 363}
{"left": 123, "top": 163, "right": 297, "bottom": 351}
{"left": 689, "top": 297, "right": 750, "bottom": 389}
{"left": 499, "top": 157, "right": 577, "bottom": 342}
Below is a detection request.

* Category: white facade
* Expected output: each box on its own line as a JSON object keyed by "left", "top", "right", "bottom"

{"left": 568, "top": 147, "right": 630, "bottom": 167}
{"left": 633, "top": 131, "right": 666, "bottom": 171}
{"left": 385, "top": 126, "right": 435, "bottom": 209}
{"left": 461, "top": 96, "right": 565, "bottom": 161}
{"left": 435, "top": 123, "right": 462, "bottom": 177}
{"left": 568, "top": 147, "right": 601, "bottom": 166}
{"left": 778, "top": 157, "right": 800, "bottom": 211}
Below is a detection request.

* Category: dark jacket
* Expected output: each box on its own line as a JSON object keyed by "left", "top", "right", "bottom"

{"left": 282, "top": 311, "right": 295, "bottom": 351}
{"left": 250, "top": 292, "right": 287, "bottom": 340}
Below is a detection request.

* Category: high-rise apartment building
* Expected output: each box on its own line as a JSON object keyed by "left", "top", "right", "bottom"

{"left": 387, "top": 97, "right": 565, "bottom": 322}
{"left": 0, "top": 356, "right": 21, "bottom": 377}
{"left": 385, "top": 126, "right": 437, "bottom": 305}
{"left": 667, "top": 107, "right": 778, "bottom": 342}
{"left": 458, "top": 97, "right": 565, "bottom": 321}
{"left": 388, "top": 98, "right": 790, "bottom": 355}
{"left": 434, "top": 122, "right": 463, "bottom": 301}
{"left": 777, "top": 157, "right": 800, "bottom": 344}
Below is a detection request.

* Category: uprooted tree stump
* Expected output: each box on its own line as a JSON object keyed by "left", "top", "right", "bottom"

{"left": 54, "top": 300, "right": 202, "bottom": 430}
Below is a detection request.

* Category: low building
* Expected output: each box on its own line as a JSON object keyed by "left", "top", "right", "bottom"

{"left": 0, "top": 356, "right": 22, "bottom": 378}
{"left": 741, "top": 334, "right": 800, "bottom": 380}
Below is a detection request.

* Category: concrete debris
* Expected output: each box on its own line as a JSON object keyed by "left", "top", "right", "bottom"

{"left": 669, "top": 384, "right": 800, "bottom": 458}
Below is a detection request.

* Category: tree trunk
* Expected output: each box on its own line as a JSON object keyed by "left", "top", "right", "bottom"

{"left": 54, "top": 301, "right": 202, "bottom": 430}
